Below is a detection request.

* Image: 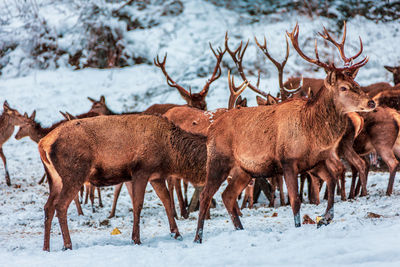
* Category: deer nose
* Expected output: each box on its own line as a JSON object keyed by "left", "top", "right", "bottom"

{"left": 367, "top": 100, "right": 376, "bottom": 109}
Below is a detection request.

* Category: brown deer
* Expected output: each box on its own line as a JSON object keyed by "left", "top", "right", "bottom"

{"left": 0, "top": 101, "right": 26, "bottom": 185}
{"left": 385, "top": 65, "right": 400, "bottom": 86}
{"left": 38, "top": 113, "right": 213, "bottom": 250}
{"left": 106, "top": 44, "right": 225, "bottom": 219}
{"left": 193, "top": 22, "right": 375, "bottom": 243}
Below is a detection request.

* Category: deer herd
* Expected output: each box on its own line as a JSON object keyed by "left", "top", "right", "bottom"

{"left": 1, "top": 22, "right": 400, "bottom": 251}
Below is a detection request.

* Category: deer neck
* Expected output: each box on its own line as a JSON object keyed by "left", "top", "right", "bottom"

{"left": 302, "top": 86, "right": 348, "bottom": 147}
{"left": 169, "top": 125, "right": 207, "bottom": 186}
{"left": 30, "top": 122, "right": 48, "bottom": 143}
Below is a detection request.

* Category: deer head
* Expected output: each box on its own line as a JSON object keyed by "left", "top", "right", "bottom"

{"left": 384, "top": 65, "right": 400, "bottom": 85}
{"left": 154, "top": 43, "right": 226, "bottom": 111}
{"left": 2, "top": 101, "right": 25, "bottom": 125}
{"left": 15, "top": 111, "right": 36, "bottom": 140}
{"left": 87, "top": 95, "right": 113, "bottom": 115}
{"left": 287, "top": 22, "right": 375, "bottom": 114}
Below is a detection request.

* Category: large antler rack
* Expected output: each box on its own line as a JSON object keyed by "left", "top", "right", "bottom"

{"left": 225, "top": 32, "right": 269, "bottom": 98}
{"left": 254, "top": 34, "right": 303, "bottom": 100}
{"left": 154, "top": 43, "right": 226, "bottom": 99}
{"left": 286, "top": 22, "right": 368, "bottom": 74}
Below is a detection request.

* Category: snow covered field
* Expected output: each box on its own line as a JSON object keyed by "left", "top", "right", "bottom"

{"left": 1, "top": 0, "right": 400, "bottom": 266}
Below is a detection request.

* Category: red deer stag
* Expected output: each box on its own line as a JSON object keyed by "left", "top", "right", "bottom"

{"left": 193, "top": 22, "right": 375, "bottom": 243}
{"left": 0, "top": 101, "right": 25, "bottom": 185}
{"left": 38, "top": 114, "right": 213, "bottom": 250}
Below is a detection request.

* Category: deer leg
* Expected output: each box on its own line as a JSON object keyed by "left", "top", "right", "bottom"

{"left": 299, "top": 173, "right": 306, "bottom": 202}
{"left": 130, "top": 175, "right": 148, "bottom": 245}
{"left": 378, "top": 150, "right": 399, "bottom": 196}
{"left": 222, "top": 167, "right": 252, "bottom": 230}
{"left": 150, "top": 178, "right": 182, "bottom": 240}
{"left": 241, "top": 185, "right": 250, "bottom": 209}
{"left": 344, "top": 148, "right": 368, "bottom": 198}
{"left": 89, "top": 184, "right": 95, "bottom": 212}
{"left": 349, "top": 165, "right": 358, "bottom": 199}
{"left": 0, "top": 147, "right": 10, "bottom": 186}
{"left": 109, "top": 183, "right": 124, "bottom": 218}
{"left": 308, "top": 173, "right": 320, "bottom": 205}
{"left": 167, "top": 177, "right": 178, "bottom": 219}
{"left": 188, "top": 187, "right": 202, "bottom": 213}
{"left": 43, "top": 170, "right": 60, "bottom": 252}
{"left": 258, "top": 178, "right": 274, "bottom": 206}
{"left": 73, "top": 195, "right": 83, "bottom": 216}
{"left": 97, "top": 187, "right": 103, "bottom": 208}
{"left": 276, "top": 175, "right": 285, "bottom": 206}
{"left": 84, "top": 184, "right": 89, "bottom": 204}
{"left": 282, "top": 161, "right": 301, "bottom": 227}
{"left": 38, "top": 173, "right": 47, "bottom": 185}
{"left": 55, "top": 183, "right": 82, "bottom": 251}
{"left": 174, "top": 178, "right": 188, "bottom": 219}
{"left": 183, "top": 181, "right": 189, "bottom": 207}
{"left": 252, "top": 179, "right": 261, "bottom": 203}
{"left": 312, "top": 164, "right": 336, "bottom": 228}
{"left": 194, "top": 159, "right": 229, "bottom": 243}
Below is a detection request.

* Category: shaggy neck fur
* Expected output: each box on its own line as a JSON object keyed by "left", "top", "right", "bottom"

{"left": 301, "top": 85, "right": 348, "bottom": 148}
{"left": 169, "top": 124, "right": 207, "bottom": 186}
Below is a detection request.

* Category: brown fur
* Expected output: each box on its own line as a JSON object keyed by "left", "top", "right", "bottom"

{"left": 39, "top": 114, "right": 208, "bottom": 250}
{"left": 0, "top": 101, "right": 25, "bottom": 185}
{"left": 384, "top": 65, "right": 400, "bottom": 85}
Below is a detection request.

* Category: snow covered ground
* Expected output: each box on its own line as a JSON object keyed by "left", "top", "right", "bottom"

{"left": 1, "top": 0, "right": 400, "bottom": 266}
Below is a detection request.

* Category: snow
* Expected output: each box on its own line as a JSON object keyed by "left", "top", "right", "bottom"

{"left": 0, "top": 0, "right": 400, "bottom": 266}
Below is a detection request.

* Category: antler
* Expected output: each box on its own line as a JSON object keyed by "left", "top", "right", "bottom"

{"left": 287, "top": 22, "right": 368, "bottom": 73}
{"left": 255, "top": 35, "right": 302, "bottom": 98}
{"left": 199, "top": 43, "right": 226, "bottom": 96}
{"left": 154, "top": 54, "right": 191, "bottom": 98}
{"left": 227, "top": 70, "right": 249, "bottom": 109}
{"left": 225, "top": 32, "right": 268, "bottom": 98}
{"left": 318, "top": 21, "right": 362, "bottom": 66}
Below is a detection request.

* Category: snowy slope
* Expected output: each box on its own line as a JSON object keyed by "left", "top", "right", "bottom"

{"left": 0, "top": 0, "right": 400, "bottom": 266}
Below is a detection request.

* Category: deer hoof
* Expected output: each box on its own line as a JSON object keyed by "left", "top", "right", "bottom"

{"left": 62, "top": 244, "right": 72, "bottom": 251}
{"left": 316, "top": 217, "right": 331, "bottom": 228}
{"left": 172, "top": 233, "right": 183, "bottom": 241}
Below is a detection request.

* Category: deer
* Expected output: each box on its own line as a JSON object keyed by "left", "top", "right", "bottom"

{"left": 38, "top": 112, "right": 217, "bottom": 251}
{"left": 0, "top": 101, "right": 26, "bottom": 186}
{"left": 193, "top": 22, "right": 375, "bottom": 243}
{"left": 385, "top": 65, "right": 400, "bottom": 86}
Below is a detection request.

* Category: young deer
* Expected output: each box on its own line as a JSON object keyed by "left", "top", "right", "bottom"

{"left": 384, "top": 65, "right": 400, "bottom": 86}
{"left": 194, "top": 22, "right": 375, "bottom": 243}
{"left": 0, "top": 101, "right": 25, "bottom": 185}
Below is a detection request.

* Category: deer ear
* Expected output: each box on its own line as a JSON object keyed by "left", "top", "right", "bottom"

{"left": 325, "top": 71, "right": 337, "bottom": 86}
{"left": 30, "top": 110, "right": 36, "bottom": 120}
{"left": 60, "top": 111, "right": 68, "bottom": 120}
{"left": 384, "top": 66, "right": 396, "bottom": 73}
{"left": 241, "top": 98, "right": 247, "bottom": 107}
{"left": 100, "top": 95, "right": 106, "bottom": 104}
{"left": 351, "top": 68, "right": 359, "bottom": 79}
{"left": 66, "top": 112, "right": 77, "bottom": 120}
{"left": 87, "top": 97, "right": 96, "bottom": 103}
{"left": 23, "top": 112, "right": 28, "bottom": 118}
{"left": 3, "top": 101, "right": 10, "bottom": 110}
{"left": 256, "top": 95, "right": 268, "bottom": 106}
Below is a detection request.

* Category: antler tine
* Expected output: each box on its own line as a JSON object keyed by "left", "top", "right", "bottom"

{"left": 255, "top": 34, "right": 290, "bottom": 98}
{"left": 154, "top": 53, "right": 191, "bottom": 97}
{"left": 199, "top": 43, "right": 226, "bottom": 96}
{"left": 225, "top": 32, "right": 269, "bottom": 98}
{"left": 287, "top": 23, "right": 331, "bottom": 70}
{"left": 318, "top": 21, "right": 363, "bottom": 66}
{"left": 228, "top": 70, "right": 249, "bottom": 109}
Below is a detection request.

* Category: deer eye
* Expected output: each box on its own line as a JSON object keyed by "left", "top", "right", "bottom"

{"left": 340, "top": 87, "right": 347, "bottom": 91}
